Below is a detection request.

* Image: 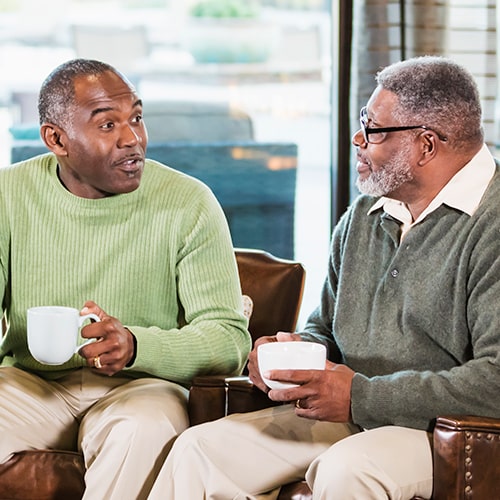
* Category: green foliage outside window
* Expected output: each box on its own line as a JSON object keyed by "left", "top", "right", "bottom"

{"left": 189, "top": 0, "right": 260, "bottom": 19}
{"left": 0, "top": 0, "right": 20, "bottom": 12}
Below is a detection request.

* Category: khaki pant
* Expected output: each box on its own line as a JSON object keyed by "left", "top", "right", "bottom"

{"left": 149, "top": 405, "right": 433, "bottom": 500}
{"left": 0, "top": 366, "right": 189, "bottom": 500}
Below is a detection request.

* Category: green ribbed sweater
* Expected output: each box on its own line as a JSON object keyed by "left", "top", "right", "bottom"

{"left": 300, "top": 165, "right": 500, "bottom": 431}
{"left": 0, "top": 154, "right": 251, "bottom": 385}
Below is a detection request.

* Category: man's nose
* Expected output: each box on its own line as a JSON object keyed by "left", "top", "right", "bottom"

{"left": 352, "top": 128, "right": 366, "bottom": 147}
{"left": 118, "top": 124, "right": 140, "bottom": 147}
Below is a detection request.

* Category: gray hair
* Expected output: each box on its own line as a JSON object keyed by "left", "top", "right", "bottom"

{"left": 38, "top": 58, "right": 129, "bottom": 129}
{"left": 376, "top": 56, "right": 484, "bottom": 148}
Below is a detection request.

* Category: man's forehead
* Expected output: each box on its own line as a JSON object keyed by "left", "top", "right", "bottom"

{"left": 73, "top": 71, "right": 140, "bottom": 109}
{"left": 366, "top": 88, "right": 398, "bottom": 118}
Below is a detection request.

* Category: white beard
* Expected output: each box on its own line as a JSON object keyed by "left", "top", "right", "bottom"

{"left": 356, "top": 143, "right": 414, "bottom": 196}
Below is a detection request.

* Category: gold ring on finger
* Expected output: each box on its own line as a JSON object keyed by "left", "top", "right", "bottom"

{"left": 94, "top": 355, "right": 102, "bottom": 369}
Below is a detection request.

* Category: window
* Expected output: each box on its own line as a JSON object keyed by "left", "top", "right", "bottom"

{"left": 0, "top": 0, "right": 335, "bottom": 326}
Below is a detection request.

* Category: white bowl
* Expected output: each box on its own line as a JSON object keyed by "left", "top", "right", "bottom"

{"left": 258, "top": 341, "right": 326, "bottom": 390}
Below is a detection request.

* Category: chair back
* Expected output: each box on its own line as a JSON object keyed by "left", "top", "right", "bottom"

{"left": 235, "top": 248, "right": 305, "bottom": 343}
{"left": 187, "top": 249, "right": 306, "bottom": 425}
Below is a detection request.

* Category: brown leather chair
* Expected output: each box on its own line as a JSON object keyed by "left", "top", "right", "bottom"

{"left": 188, "top": 251, "right": 500, "bottom": 500}
{"left": 0, "top": 248, "right": 305, "bottom": 500}
{"left": 193, "top": 377, "right": 500, "bottom": 500}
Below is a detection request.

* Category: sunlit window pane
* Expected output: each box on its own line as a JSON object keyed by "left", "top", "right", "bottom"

{"left": 0, "top": 0, "right": 334, "bottom": 326}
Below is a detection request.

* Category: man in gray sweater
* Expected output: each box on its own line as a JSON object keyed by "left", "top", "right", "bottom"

{"left": 149, "top": 56, "right": 499, "bottom": 499}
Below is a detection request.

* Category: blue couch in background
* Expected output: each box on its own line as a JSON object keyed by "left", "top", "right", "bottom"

{"left": 8, "top": 99, "right": 297, "bottom": 258}
{"left": 9, "top": 140, "right": 298, "bottom": 259}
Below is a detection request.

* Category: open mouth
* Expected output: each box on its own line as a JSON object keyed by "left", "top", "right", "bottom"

{"left": 114, "top": 156, "right": 144, "bottom": 174}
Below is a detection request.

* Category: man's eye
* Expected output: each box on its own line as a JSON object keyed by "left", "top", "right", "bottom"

{"left": 370, "top": 131, "right": 386, "bottom": 143}
{"left": 101, "top": 122, "right": 114, "bottom": 130}
{"left": 132, "top": 114, "right": 143, "bottom": 123}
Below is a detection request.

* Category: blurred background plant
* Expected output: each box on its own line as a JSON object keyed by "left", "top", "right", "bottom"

{"left": 184, "top": 0, "right": 280, "bottom": 64}
{"left": 261, "top": 0, "right": 328, "bottom": 9}
{"left": 189, "top": 0, "right": 260, "bottom": 19}
{"left": 0, "top": 0, "right": 20, "bottom": 12}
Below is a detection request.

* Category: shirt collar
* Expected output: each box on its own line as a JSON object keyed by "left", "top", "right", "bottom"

{"left": 368, "top": 144, "right": 496, "bottom": 224}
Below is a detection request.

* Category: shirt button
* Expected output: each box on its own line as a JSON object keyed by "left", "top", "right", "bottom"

{"left": 391, "top": 269, "right": 399, "bottom": 277}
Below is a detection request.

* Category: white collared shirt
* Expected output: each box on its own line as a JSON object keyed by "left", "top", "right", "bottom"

{"left": 367, "top": 144, "right": 496, "bottom": 240}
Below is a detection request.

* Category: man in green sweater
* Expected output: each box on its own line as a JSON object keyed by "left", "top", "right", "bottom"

{"left": 149, "top": 56, "right": 499, "bottom": 499}
{"left": 0, "top": 59, "right": 251, "bottom": 498}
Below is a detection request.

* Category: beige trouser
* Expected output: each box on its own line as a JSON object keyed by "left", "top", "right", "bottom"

{"left": 149, "top": 404, "right": 433, "bottom": 500}
{"left": 0, "top": 366, "right": 189, "bottom": 500}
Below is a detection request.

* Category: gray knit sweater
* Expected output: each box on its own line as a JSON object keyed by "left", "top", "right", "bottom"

{"left": 300, "top": 165, "right": 500, "bottom": 431}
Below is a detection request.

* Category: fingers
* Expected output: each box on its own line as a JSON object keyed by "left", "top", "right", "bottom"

{"left": 325, "top": 360, "right": 336, "bottom": 370}
{"left": 93, "top": 355, "right": 103, "bottom": 370}
{"left": 275, "top": 331, "right": 302, "bottom": 342}
{"left": 79, "top": 317, "right": 135, "bottom": 375}
{"left": 247, "top": 352, "right": 268, "bottom": 392}
{"left": 89, "top": 352, "right": 117, "bottom": 376}
{"left": 86, "top": 335, "right": 124, "bottom": 376}
{"left": 248, "top": 368, "right": 269, "bottom": 393}
{"left": 253, "top": 335, "right": 277, "bottom": 348}
{"left": 249, "top": 334, "right": 297, "bottom": 393}
{"left": 81, "top": 301, "right": 108, "bottom": 322}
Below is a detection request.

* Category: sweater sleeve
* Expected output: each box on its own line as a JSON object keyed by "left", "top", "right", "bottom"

{"left": 123, "top": 185, "right": 252, "bottom": 386}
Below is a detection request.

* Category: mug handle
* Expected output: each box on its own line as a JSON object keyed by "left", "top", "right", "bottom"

{"left": 74, "top": 313, "right": 101, "bottom": 353}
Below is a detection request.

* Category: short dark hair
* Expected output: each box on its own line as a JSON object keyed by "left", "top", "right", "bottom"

{"left": 376, "top": 56, "right": 484, "bottom": 148}
{"left": 38, "top": 58, "right": 126, "bottom": 128}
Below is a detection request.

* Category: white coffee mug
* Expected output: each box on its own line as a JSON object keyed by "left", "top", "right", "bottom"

{"left": 27, "top": 306, "right": 101, "bottom": 365}
{"left": 258, "top": 341, "right": 327, "bottom": 390}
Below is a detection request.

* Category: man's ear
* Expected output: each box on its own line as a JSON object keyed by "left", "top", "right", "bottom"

{"left": 417, "top": 131, "right": 438, "bottom": 166}
{"left": 40, "top": 124, "right": 68, "bottom": 156}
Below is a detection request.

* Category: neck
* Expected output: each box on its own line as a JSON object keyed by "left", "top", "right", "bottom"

{"left": 399, "top": 146, "right": 481, "bottom": 220}
{"left": 56, "top": 165, "right": 69, "bottom": 191}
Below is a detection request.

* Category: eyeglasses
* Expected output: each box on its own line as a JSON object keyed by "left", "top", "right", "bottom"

{"left": 359, "top": 106, "right": 447, "bottom": 144}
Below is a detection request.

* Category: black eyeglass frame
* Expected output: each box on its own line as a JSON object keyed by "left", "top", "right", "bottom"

{"left": 359, "top": 106, "right": 448, "bottom": 144}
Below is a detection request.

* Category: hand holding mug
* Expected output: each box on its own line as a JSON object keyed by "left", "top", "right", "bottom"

{"left": 77, "top": 301, "right": 136, "bottom": 376}
{"left": 248, "top": 332, "right": 302, "bottom": 391}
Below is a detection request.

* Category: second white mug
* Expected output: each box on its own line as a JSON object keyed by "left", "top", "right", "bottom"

{"left": 258, "top": 341, "right": 327, "bottom": 390}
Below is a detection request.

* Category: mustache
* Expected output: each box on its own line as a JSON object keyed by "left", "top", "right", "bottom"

{"left": 113, "top": 152, "right": 144, "bottom": 165}
{"left": 357, "top": 152, "right": 372, "bottom": 167}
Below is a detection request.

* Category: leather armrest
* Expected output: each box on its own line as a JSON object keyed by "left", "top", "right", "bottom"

{"left": 432, "top": 415, "right": 500, "bottom": 500}
{"left": 225, "top": 376, "right": 282, "bottom": 414}
{"left": 188, "top": 375, "right": 229, "bottom": 426}
{"left": 188, "top": 375, "right": 281, "bottom": 426}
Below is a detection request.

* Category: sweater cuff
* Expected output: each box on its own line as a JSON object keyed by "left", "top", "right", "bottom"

{"left": 350, "top": 372, "right": 372, "bottom": 427}
{"left": 125, "top": 329, "right": 137, "bottom": 367}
